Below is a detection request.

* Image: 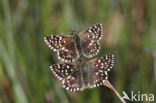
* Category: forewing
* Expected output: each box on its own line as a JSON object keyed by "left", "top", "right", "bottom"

{"left": 50, "top": 63, "right": 84, "bottom": 92}
{"left": 57, "top": 41, "right": 79, "bottom": 62}
{"left": 50, "top": 63, "right": 74, "bottom": 80}
{"left": 44, "top": 35, "right": 79, "bottom": 62}
{"left": 79, "top": 23, "right": 103, "bottom": 58}
{"left": 94, "top": 54, "right": 114, "bottom": 72}
{"left": 79, "top": 23, "right": 103, "bottom": 41}
{"left": 44, "top": 35, "right": 71, "bottom": 51}
{"left": 87, "top": 54, "right": 114, "bottom": 88}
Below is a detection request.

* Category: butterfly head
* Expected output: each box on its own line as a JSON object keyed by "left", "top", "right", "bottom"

{"left": 71, "top": 29, "right": 77, "bottom": 35}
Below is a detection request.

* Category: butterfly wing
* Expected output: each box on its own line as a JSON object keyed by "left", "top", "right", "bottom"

{"left": 87, "top": 54, "right": 114, "bottom": 88}
{"left": 44, "top": 35, "right": 71, "bottom": 51}
{"left": 50, "top": 63, "right": 74, "bottom": 80}
{"left": 79, "top": 23, "right": 103, "bottom": 58}
{"left": 79, "top": 23, "right": 103, "bottom": 41}
{"left": 50, "top": 54, "right": 114, "bottom": 91}
{"left": 44, "top": 35, "right": 79, "bottom": 62}
{"left": 81, "top": 40, "right": 100, "bottom": 58}
{"left": 62, "top": 70, "right": 84, "bottom": 91}
{"left": 57, "top": 40, "right": 79, "bottom": 62}
{"left": 50, "top": 63, "right": 84, "bottom": 91}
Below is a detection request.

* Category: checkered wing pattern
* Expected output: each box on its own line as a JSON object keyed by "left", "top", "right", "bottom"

{"left": 80, "top": 23, "right": 103, "bottom": 41}
{"left": 44, "top": 35, "right": 79, "bottom": 62}
{"left": 50, "top": 54, "right": 114, "bottom": 92}
{"left": 81, "top": 40, "right": 100, "bottom": 58}
{"left": 50, "top": 63, "right": 83, "bottom": 91}
{"left": 79, "top": 23, "right": 103, "bottom": 58}
{"left": 88, "top": 54, "right": 114, "bottom": 88}
{"left": 62, "top": 71, "right": 84, "bottom": 91}
{"left": 50, "top": 64, "right": 74, "bottom": 80}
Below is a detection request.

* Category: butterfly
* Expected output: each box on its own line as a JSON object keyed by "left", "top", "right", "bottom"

{"left": 50, "top": 54, "right": 114, "bottom": 91}
{"left": 44, "top": 23, "right": 103, "bottom": 62}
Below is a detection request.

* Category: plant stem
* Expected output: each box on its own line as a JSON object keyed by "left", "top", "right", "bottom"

{"left": 103, "top": 80, "right": 126, "bottom": 103}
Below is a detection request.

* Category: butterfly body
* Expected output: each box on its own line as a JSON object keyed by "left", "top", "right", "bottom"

{"left": 44, "top": 23, "right": 103, "bottom": 62}
{"left": 75, "top": 60, "right": 91, "bottom": 87}
{"left": 82, "top": 64, "right": 92, "bottom": 86}
{"left": 72, "top": 31, "right": 83, "bottom": 57}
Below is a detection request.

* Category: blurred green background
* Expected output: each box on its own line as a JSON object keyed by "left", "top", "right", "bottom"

{"left": 0, "top": 0, "right": 156, "bottom": 103}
